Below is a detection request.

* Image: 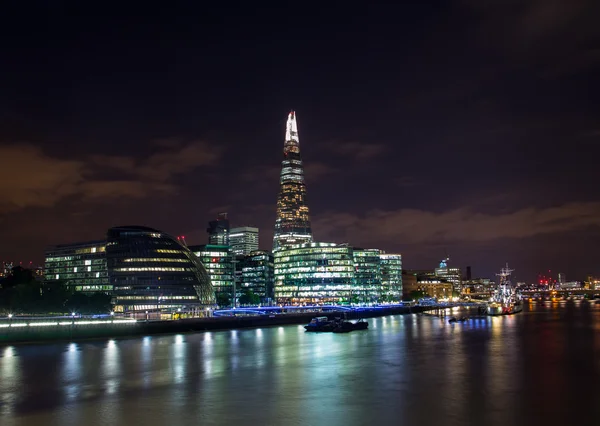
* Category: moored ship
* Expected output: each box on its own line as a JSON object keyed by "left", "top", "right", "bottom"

{"left": 487, "top": 264, "right": 523, "bottom": 316}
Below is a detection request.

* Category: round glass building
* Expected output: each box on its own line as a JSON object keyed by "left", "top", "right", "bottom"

{"left": 106, "top": 226, "right": 215, "bottom": 315}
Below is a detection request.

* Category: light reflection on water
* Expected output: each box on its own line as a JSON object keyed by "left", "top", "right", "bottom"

{"left": 0, "top": 302, "right": 599, "bottom": 426}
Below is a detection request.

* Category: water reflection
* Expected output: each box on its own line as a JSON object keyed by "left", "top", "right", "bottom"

{"left": 0, "top": 346, "right": 20, "bottom": 417}
{"left": 1, "top": 304, "right": 599, "bottom": 425}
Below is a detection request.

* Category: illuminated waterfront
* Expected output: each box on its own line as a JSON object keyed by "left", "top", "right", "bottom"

{"left": 1, "top": 301, "right": 600, "bottom": 426}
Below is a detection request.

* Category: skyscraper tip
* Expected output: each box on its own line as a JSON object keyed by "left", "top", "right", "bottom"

{"left": 285, "top": 111, "right": 299, "bottom": 143}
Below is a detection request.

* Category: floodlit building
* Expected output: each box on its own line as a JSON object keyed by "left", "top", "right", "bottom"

{"left": 380, "top": 253, "right": 403, "bottom": 300}
{"left": 44, "top": 227, "right": 216, "bottom": 316}
{"left": 273, "top": 111, "right": 313, "bottom": 250}
{"left": 274, "top": 242, "right": 355, "bottom": 305}
{"left": 239, "top": 250, "right": 275, "bottom": 304}
{"left": 435, "top": 257, "right": 462, "bottom": 294}
{"left": 402, "top": 275, "right": 453, "bottom": 300}
{"left": 353, "top": 248, "right": 382, "bottom": 303}
{"left": 44, "top": 241, "right": 111, "bottom": 293}
{"left": 107, "top": 226, "right": 215, "bottom": 314}
{"left": 230, "top": 226, "right": 259, "bottom": 256}
{"left": 190, "top": 244, "right": 235, "bottom": 304}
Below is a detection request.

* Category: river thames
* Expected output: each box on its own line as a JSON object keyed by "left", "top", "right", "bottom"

{"left": 1, "top": 301, "right": 599, "bottom": 426}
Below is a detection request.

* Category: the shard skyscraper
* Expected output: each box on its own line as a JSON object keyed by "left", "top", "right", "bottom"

{"left": 272, "top": 111, "right": 313, "bottom": 251}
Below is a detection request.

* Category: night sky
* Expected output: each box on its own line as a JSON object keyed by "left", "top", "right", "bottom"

{"left": 2, "top": 1, "right": 599, "bottom": 282}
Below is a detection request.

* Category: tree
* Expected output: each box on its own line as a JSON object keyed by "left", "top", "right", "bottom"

{"left": 216, "top": 293, "right": 231, "bottom": 308}
{"left": 408, "top": 290, "right": 427, "bottom": 301}
{"left": 238, "top": 289, "right": 260, "bottom": 306}
{"left": 41, "top": 280, "right": 73, "bottom": 313}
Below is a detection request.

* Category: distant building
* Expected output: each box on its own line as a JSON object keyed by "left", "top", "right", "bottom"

{"left": 207, "top": 212, "right": 230, "bottom": 245}
{"left": 402, "top": 271, "right": 452, "bottom": 300}
{"left": 557, "top": 272, "right": 566, "bottom": 284}
{"left": 462, "top": 278, "right": 495, "bottom": 294}
{"left": 559, "top": 281, "right": 581, "bottom": 290}
{"left": 1, "top": 261, "right": 14, "bottom": 278}
{"left": 435, "top": 257, "right": 461, "bottom": 294}
{"left": 44, "top": 240, "right": 111, "bottom": 293}
{"left": 239, "top": 250, "right": 274, "bottom": 304}
{"left": 230, "top": 227, "right": 259, "bottom": 256}
{"left": 190, "top": 244, "right": 235, "bottom": 305}
{"left": 585, "top": 276, "right": 600, "bottom": 290}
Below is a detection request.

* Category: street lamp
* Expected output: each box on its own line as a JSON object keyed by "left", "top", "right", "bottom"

{"left": 8, "top": 313, "right": 13, "bottom": 319}
{"left": 145, "top": 310, "right": 149, "bottom": 321}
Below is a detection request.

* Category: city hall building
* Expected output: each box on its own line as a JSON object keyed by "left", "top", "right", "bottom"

{"left": 44, "top": 226, "right": 216, "bottom": 315}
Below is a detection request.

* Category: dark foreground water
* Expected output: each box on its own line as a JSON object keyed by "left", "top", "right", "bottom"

{"left": 1, "top": 302, "right": 600, "bottom": 426}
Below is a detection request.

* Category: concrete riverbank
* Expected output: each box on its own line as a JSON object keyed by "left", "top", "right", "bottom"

{"left": 0, "top": 305, "right": 469, "bottom": 345}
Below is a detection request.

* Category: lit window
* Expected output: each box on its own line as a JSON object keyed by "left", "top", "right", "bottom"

{"left": 85, "top": 260, "right": 91, "bottom": 266}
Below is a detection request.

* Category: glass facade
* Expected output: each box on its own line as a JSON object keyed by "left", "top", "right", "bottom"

{"left": 190, "top": 244, "right": 235, "bottom": 301}
{"left": 207, "top": 212, "right": 230, "bottom": 245}
{"left": 273, "top": 111, "right": 313, "bottom": 250}
{"left": 230, "top": 226, "right": 259, "bottom": 256}
{"left": 380, "top": 254, "right": 403, "bottom": 300}
{"left": 274, "top": 243, "right": 355, "bottom": 305}
{"left": 44, "top": 241, "right": 111, "bottom": 293}
{"left": 107, "top": 226, "right": 215, "bottom": 313}
{"left": 240, "top": 250, "right": 274, "bottom": 303}
{"left": 353, "top": 248, "right": 382, "bottom": 303}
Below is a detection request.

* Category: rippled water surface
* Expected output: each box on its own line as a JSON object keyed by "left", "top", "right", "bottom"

{"left": 2, "top": 302, "right": 600, "bottom": 426}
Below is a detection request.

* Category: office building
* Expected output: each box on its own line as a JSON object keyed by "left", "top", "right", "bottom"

{"left": 380, "top": 253, "right": 403, "bottom": 301}
{"left": 230, "top": 226, "right": 259, "bottom": 255}
{"left": 273, "top": 111, "right": 313, "bottom": 250}
{"left": 353, "top": 248, "right": 382, "bottom": 303}
{"left": 190, "top": 244, "right": 235, "bottom": 305}
{"left": 402, "top": 274, "right": 453, "bottom": 300}
{"left": 45, "top": 227, "right": 216, "bottom": 314}
{"left": 274, "top": 242, "right": 355, "bottom": 304}
{"left": 207, "top": 212, "right": 230, "bottom": 245}
{"left": 435, "top": 257, "right": 462, "bottom": 294}
{"left": 240, "top": 250, "right": 275, "bottom": 304}
{"left": 44, "top": 241, "right": 111, "bottom": 293}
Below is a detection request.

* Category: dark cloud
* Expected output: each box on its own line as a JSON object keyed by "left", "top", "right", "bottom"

{"left": 0, "top": 141, "right": 221, "bottom": 214}
{"left": 91, "top": 140, "right": 221, "bottom": 182}
{"left": 312, "top": 202, "right": 600, "bottom": 246}
{"left": 0, "top": 144, "right": 84, "bottom": 213}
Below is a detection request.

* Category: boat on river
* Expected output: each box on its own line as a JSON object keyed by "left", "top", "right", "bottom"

{"left": 304, "top": 316, "right": 369, "bottom": 333}
{"left": 332, "top": 319, "right": 369, "bottom": 333}
{"left": 487, "top": 264, "right": 523, "bottom": 316}
{"left": 304, "top": 316, "right": 336, "bottom": 332}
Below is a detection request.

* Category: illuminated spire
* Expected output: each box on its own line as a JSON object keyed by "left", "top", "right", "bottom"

{"left": 285, "top": 111, "right": 299, "bottom": 144}
{"left": 273, "top": 111, "right": 313, "bottom": 251}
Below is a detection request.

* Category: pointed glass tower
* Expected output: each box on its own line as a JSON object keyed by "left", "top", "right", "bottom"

{"left": 273, "top": 111, "right": 313, "bottom": 251}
